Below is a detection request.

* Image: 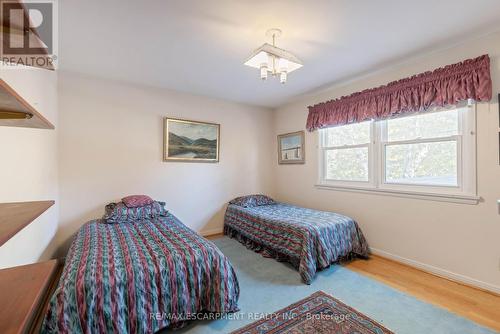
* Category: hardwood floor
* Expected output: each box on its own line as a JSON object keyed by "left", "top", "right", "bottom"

{"left": 205, "top": 233, "right": 500, "bottom": 332}
{"left": 346, "top": 255, "right": 500, "bottom": 332}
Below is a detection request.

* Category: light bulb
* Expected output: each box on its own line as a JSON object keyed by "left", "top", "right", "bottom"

{"left": 260, "top": 63, "right": 268, "bottom": 80}
{"left": 280, "top": 70, "right": 287, "bottom": 84}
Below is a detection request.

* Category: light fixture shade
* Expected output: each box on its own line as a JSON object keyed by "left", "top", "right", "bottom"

{"left": 244, "top": 43, "right": 303, "bottom": 73}
{"left": 280, "top": 71, "right": 287, "bottom": 84}
{"left": 260, "top": 63, "right": 268, "bottom": 80}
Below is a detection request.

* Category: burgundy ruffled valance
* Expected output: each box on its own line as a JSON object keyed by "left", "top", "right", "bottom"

{"left": 306, "top": 54, "right": 492, "bottom": 131}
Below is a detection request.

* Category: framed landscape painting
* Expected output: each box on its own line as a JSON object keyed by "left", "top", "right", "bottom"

{"left": 164, "top": 118, "right": 220, "bottom": 162}
{"left": 278, "top": 131, "right": 305, "bottom": 164}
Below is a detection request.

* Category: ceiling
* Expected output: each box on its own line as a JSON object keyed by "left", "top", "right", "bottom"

{"left": 59, "top": 0, "right": 500, "bottom": 108}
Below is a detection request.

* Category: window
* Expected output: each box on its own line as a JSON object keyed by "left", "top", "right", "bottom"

{"left": 318, "top": 105, "right": 477, "bottom": 203}
{"left": 323, "top": 121, "right": 371, "bottom": 182}
{"left": 383, "top": 109, "right": 459, "bottom": 187}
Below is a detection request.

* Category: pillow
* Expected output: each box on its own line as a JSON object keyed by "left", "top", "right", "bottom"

{"left": 229, "top": 194, "right": 276, "bottom": 208}
{"left": 103, "top": 200, "right": 168, "bottom": 223}
{"left": 122, "top": 195, "right": 154, "bottom": 208}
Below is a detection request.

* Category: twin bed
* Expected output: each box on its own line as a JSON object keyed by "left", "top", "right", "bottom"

{"left": 224, "top": 198, "right": 369, "bottom": 284}
{"left": 42, "top": 195, "right": 369, "bottom": 333}
{"left": 42, "top": 212, "right": 239, "bottom": 333}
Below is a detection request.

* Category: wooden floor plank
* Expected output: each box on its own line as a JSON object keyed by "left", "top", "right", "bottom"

{"left": 345, "top": 255, "right": 500, "bottom": 332}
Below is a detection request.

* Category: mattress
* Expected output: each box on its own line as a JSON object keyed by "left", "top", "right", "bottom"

{"left": 42, "top": 213, "right": 240, "bottom": 333}
{"left": 224, "top": 203, "right": 369, "bottom": 284}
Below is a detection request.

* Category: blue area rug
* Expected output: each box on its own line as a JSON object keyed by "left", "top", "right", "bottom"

{"left": 172, "top": 237, "right": 497, "bottom": 334}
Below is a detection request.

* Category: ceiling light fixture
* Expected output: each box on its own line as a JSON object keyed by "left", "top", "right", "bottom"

{"left": 244, "top": 29, "right": 303, "bottom": 84}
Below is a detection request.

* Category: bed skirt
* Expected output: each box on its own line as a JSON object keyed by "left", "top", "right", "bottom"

{"left": 224, "top": 224, "right": 367, "bottom": 284}
{"left": 224, "top": 224, "right": 302, "bottom": 269}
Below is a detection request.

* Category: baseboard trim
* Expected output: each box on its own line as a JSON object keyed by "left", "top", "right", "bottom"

{"left": 200, "top": 227, "right": 224, "bottom": 237}
{"left": 370, "top": 247, "right": 500, "bottom": 296}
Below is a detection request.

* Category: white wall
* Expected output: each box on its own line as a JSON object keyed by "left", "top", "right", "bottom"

{"left": 272, "top": 31, "right": 500, "bottom": 292}
{"left": 0, "top": 67, "right": 59, "bottom": 269}
{"left": 56, "top": 72, "right": 275, "bottom": 254}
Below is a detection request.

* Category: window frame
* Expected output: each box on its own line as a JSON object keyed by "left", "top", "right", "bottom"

{"left": 318, "top": 121, "right": 375, "bottom": 189}
{"left": 316, "top": 103, "right": 478, "bottom": 204}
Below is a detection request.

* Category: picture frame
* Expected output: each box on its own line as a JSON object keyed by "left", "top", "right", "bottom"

{"left": 277, "top": 130, "right": 305, "bottom": 164}
{"left": 164, "top": 117, "right": 220, "bottom": 162}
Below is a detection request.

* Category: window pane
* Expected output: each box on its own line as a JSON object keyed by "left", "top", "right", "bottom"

{"left": 326, "top": 147, "right": 368, "bottom": 181}
{"left": 385, "top": 141, "right": 457, "bottom": 186}
{"left": 387, "top": 110, "right": 458, "bottom": 142}
{"left": 324, "top": 122, "right": 370, "bottom": 147}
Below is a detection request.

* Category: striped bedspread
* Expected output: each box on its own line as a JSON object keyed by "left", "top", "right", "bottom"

{"left": 224, "top": 203, "right": 369, "bottom": 284}
{"left": 42, "top": 213, "right": 240, "bottom": 333}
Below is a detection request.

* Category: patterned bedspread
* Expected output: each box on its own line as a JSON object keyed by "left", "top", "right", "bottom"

{"left": 42, "top": 213, "right": 240, "bottom": 334}
{"left": 224, "top": 203, "right": 369, "bottom": 284}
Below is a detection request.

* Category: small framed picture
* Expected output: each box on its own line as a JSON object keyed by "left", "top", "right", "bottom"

{"left": 278, "top": 131, "right": 305, "bottom": 164}
{"left": 164, "top": 117, "right": 220, "bottom": 162}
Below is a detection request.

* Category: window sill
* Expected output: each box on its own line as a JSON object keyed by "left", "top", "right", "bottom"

{"left": 314, "top": 184, "right": 480, "bottom": 205}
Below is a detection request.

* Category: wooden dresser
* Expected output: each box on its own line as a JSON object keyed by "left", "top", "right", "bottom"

{"left": 0, "top": 260, "right": 62, "bottom": 334}
{"left": 0, "top": 201, "right": 62, "bottom": 334}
